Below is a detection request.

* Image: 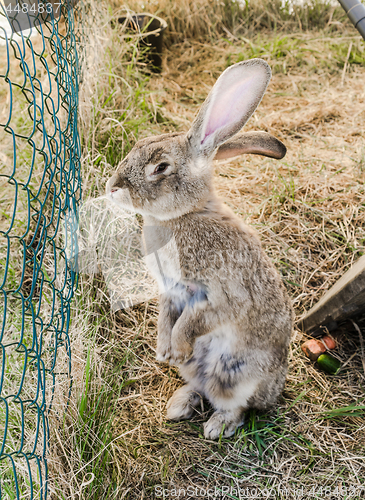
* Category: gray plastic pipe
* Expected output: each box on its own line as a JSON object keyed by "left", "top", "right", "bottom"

{"left": 338, "top": 0, "right": 365, "bottom": 40}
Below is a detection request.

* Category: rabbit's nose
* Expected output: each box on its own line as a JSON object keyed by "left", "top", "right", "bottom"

{"left": 106, "top": 174, "right": 126, "bottom": 195}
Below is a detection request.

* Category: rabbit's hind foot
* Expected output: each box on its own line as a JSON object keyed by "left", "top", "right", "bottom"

{"left": 203, "top": 409, "right": 245, "bottom": 440}
{"left": 166, "top": 384, "right": 202, "bottom": 421}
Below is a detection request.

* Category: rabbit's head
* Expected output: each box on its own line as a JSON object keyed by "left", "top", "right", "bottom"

{"left": 106, "top": 59, "right": 286, "bottom": 220}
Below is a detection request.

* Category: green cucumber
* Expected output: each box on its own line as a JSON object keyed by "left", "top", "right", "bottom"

{"left": 316, "top": 353, "right": 341, "bottom": 375}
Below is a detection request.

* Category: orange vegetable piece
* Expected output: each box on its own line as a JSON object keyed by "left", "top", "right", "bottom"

{"left": 301, "top": 339, "right": 326, "bottom": 361}
{"left": 321, "top": 335, "right": 336, "bottom": 350}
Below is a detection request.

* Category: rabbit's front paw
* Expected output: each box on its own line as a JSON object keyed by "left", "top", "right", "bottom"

{"left": 170, "top": 337, "right": 193, "bottom": 365}
{"left": 156, "top": 326, "right": 173, "bottom": 362}
{"left": 156, "top": 345, "right": 171, "bottom": 362}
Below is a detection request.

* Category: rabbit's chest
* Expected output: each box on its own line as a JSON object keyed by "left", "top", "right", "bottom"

{"left": 144, "top": 244, "right": 207, "bottom": 312}
{"left": 143, "top": 228, "right": 207, "bottom": 311}
{"left": 166, "top": 280, "right": 207, "bottom": 315}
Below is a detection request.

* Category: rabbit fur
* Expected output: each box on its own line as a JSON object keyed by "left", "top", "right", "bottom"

{"left": 106, "top": 59, "right": 293, "bottom": 440}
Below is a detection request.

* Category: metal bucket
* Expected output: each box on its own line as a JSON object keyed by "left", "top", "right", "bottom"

{"left": 118, "top": 14, "right": 167, "bottom": 72}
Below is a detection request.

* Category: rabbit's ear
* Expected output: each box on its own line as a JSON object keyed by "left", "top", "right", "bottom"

{"left": 188, "top": 59, "right": 271, "bottom": 158}
{"left": 214, "top": 131, "right": 286, "bottom": 160}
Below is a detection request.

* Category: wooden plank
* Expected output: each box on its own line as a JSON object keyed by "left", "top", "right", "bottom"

{"left": 298, "top": 254, "right": 365, "bottom": 335}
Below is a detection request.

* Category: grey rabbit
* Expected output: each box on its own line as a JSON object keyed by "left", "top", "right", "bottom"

{"left": 106, "top": 59, "right": 293, "bottom": 440}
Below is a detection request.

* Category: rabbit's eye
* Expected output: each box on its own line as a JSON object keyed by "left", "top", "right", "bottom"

{"left": 153, "top": 162, "right": 169, "bottom": 174}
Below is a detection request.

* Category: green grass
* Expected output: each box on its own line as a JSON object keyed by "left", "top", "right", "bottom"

{"left": 227, "top": 34, "right": 365, "bottom": 75}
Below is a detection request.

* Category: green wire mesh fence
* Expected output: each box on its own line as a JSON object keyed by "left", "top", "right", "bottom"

{"left": 0, "top": 2, "right": 82, "bottom": 497}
